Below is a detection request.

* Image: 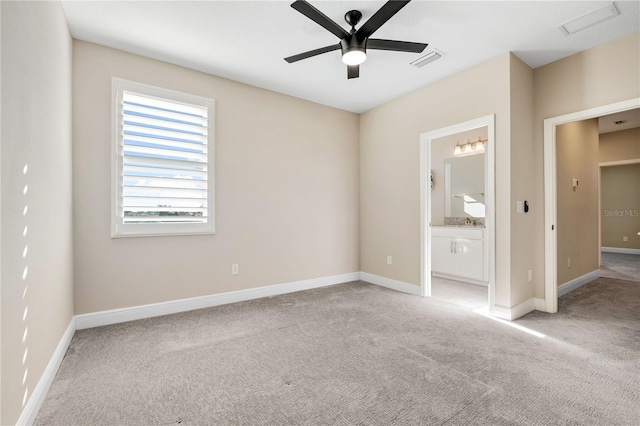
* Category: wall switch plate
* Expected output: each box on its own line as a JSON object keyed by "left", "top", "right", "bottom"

{"left": 623, "top": 236, "right": 628, "bottom": 242}
{"left": 232, "top": 264, "right": 239, "bottom": 275}
{"left": 528, "top": 269, "right": 533, "bottom": 281}
{"left": 517, "top": 201, "right": 524, "bottom": 213}
{"left": 567, "top": 258, "right": 571, "bottom": 268}
{"left": 387, "top": 256, "right": 392, "bottom": 265}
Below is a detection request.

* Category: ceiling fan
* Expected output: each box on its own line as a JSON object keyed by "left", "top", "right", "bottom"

{"left": 284, "top": 0, "right": 428, "bottom": 79}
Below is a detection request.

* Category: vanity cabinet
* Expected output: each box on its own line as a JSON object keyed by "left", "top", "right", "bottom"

{"left": 431, "top": 226, "right": 486, "bottom": 282}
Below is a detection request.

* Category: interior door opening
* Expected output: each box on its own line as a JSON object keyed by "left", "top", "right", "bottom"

{"left": 543, "top": 99, "right": 640, "bottom": 313}
{"left": 599, "top": 160, "right": 640, "bottom": 283}
{"left": 420, "top": 115, "right": 496, "bottom": 314}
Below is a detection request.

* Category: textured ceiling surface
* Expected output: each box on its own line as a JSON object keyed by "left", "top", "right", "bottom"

{"left": 61, "top": 1, "right": 640, "bottom": 113}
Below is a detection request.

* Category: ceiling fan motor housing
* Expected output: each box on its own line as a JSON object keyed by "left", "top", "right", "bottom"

{"left": 340, "top": 34, "right": 367, "bottom": 57}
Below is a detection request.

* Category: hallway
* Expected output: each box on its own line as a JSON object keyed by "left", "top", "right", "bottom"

{"left": 600, "top": 252, "right": 640, "bottom": 283}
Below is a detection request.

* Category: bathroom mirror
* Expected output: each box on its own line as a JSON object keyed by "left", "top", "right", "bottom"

{"left": 444, "top": 153, "right": 485, "bottom": 218}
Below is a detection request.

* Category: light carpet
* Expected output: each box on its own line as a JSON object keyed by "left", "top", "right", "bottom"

{"left": 35, "top": 277, "right": 640, "bottom": 425}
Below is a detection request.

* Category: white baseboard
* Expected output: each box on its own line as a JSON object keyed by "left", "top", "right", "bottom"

{"left": 601, "top": 247, "right": 640, "bottom": 255}
{"left": 534, "top": 298, "right": 546, "bottom": 311}
{"left": 359, "top": 272, "right": 421, "bottom": 296}
{"left": 76, "top": 272, "right": 360, "bottom": 330}
{"left": 491, "top": 298, "right": 536, "bottom": 321}
{"left": 558, "top": 269, "right": 600, "bottom": 297}
{"left": 17, "top": 318, "right": 75, "bottom": 426}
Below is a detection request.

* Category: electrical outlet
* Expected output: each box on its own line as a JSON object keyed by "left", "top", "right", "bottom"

{"left": 232, "top": 264, "right": 239, "bottom": 275}
{"left": 387, "top": 256, "right": 392, "bottom": 265}
{"left": 623, "top": 236, "right": 628, "bottom": 242}
{"left": 528, "top": 270, "right": 533, "bottom": 282}
{"left": 567, "top": 258, "right": 571, "bottom": 268}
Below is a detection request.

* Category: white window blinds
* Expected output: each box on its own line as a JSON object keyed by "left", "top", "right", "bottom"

{"left": 112, "top": 79, "right": 214, "bottom": 237}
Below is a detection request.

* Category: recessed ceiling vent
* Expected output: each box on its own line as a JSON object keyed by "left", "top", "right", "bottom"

{"left": 411, "top": 49, "right": 444, "bottom": 68}
{"left": 558, "top": 2, "right": 619, "bottom": 36}
{"left": 614, "top": 120, "right": 627, "bottom": 125}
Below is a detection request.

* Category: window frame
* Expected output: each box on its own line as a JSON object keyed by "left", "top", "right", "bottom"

{"left": 111, "top": 78, "right": 215, "bottom": 238}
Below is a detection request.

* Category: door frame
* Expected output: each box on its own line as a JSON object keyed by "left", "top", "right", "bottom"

{"left": 543, "top": 98, "right": 640, "bottom": 313}
{"left": 420, "top": 114, "right": 496, "bottom": 313}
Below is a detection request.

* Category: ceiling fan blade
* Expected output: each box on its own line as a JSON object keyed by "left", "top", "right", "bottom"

{"left": 291, "top": 0, "right": 349, "bottom": 39}
{"left": 284, "top": 44, "right": 340, "bottom": 63}
{"left": 347, "top": 65, "right": 359, "bottom": 79}
{"left": 356, "top": 0, "right": 411, "bottom": 38}
{"left": 367, "top": 39, "right": 428, "bottom": 53}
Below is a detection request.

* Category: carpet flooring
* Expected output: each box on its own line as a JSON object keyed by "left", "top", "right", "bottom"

{"left": 35, "top": 277, "right": 640, "bottom": 425}
{"left": 600, "top": 252, "right": 640, "bottom": 283}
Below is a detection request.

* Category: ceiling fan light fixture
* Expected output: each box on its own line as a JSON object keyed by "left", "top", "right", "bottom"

{"left": 342, "top": 49, "right": 367, "bottom": 65}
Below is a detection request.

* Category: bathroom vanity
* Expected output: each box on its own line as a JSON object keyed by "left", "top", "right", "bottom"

{"left": 431, "top": 225, "right": 487, "bottom": 284}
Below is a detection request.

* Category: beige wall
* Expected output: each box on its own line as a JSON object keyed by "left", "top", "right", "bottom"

{"left": 533, "top": 32, "right": 640, "bottom": 298}
{"left": 599, "top": 127, "right": 640, "bottom": 163}
{"left": 1, "top": 2, "right": 74, "bottom": 424}
{"left": 360, "top": 53, "right": 513, "bottom": 307}
{"left": 73, "top": 41, "right": 359, "bottom": 314}
{"left": 509, "top": 54, "right": 536, "bottom": 305}
{"left": 556, "top": 119, "right": 600, "bottom": 285}
{"left": 431, "top": 127, "right": 488, "bottom": 225}
{"left": 601, "top": 164, "right": 640, "bottom": 249}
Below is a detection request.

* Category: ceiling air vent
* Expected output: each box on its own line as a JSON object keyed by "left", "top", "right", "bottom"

{"left": 411, "top": 49, "right": 444, "bottom": 68}
{"left": 558, "top": 2, "right": 619, "bottom": 36}
{"left": 614, "top": 120, "right": 627, "bottom": 125}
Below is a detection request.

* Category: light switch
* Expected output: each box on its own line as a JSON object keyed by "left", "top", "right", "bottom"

{"left": 517, "top": 201, "right": 524, "bottom": 213}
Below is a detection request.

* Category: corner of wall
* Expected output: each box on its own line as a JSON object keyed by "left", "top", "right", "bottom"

{"left": 508, "top": 53, "right": 537, "bottom": 307}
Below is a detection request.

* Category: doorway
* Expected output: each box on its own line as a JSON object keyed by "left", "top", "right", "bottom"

{"left": 599, "top": 161, "right": 640, "bottom": 282}
{"left": 543, "top": 98, "right": 640, "bottom": 313}
{"left": 420, "top": 115, "right": 496, "bottom": 313}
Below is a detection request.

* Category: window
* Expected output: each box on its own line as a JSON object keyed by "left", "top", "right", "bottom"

{"left": 112, "top": 78, "right": 215, "bottom": 237}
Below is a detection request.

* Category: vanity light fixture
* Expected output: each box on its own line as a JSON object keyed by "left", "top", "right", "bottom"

{"left": 473, "top": 136, "right": 486, "bottom": 152}
{"left": 464, "top": 139, "right": 473, "bottom": 152}
{"left": 454, "top": 137, "right": 487, "bottom": 155}
{"left": 454, "top": 142, "right": 463, "bottom": 155}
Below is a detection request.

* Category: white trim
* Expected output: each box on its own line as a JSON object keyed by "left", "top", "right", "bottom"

{"left": 534, "top": 298, "right": 546, "bottom": 311}
{"left": 420, "top": 115, "right": 496, "bottom": 311}
{"left": 17, "top": 319, "right": 76, "bottom": 426}
{"left": 601, "top": 247, "right": 640, "bottom": 255}
{"left": 110, "top": 77, "right": 216, "bottom": 238}
{"left": 360, "top": 272, "right": 421, "bottom": 296}
{"left": 599, "top": 159, "right": 640, "bottom": 168}
{"left": 558, "top": 270, "right": 600, "bottom": 297}
{"left": 76, "top": 272, "right": 360, "bottom": 329}
{"left": 543, "top": 98, "right": 640, "bottom": 314}
{"left": 491, "top": 298, "right": 536, "bottom": 321}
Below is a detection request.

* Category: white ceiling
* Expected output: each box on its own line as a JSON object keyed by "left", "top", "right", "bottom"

{"left": 60, "top": 1, "right": 640, "bottom": 113}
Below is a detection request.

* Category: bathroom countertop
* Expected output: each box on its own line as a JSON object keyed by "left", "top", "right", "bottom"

{"left": 430, "top": 224, "right": 486, "bottom": 229}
